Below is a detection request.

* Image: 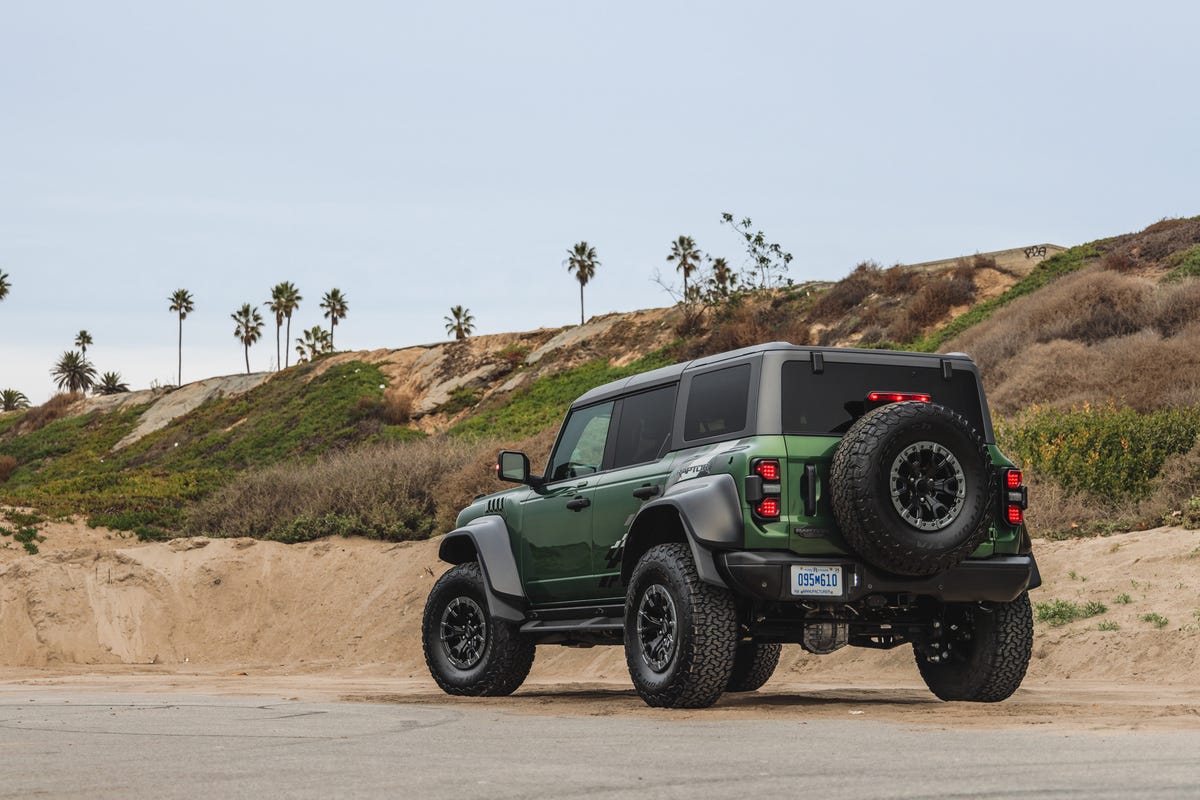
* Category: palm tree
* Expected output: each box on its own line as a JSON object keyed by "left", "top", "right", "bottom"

{"left": 320, "top": 288, "right": 349, "bottom": 349}
{"left": 231, "top": 303, "right": 265, "bottom": 374}
{"left": 51, "top": 351, "right": 97, "bottom": 393}
{"left": 709, "top": 257, "right": 736, "bottom": 298}
{"left": 267, "top": 283, "right": 287, "bottom": 371}
{"left": 1, "top": 389, "right": 30, "bottom": 411}
{"left": 444, "top": 306, "right": 475, "bottom": 340}
{"left": 667, "top": 236, "right": 703, "bottom": 301}
{"left": 0, "top": 271, "right": 10, "bottom": 304}
{"left": 168, "top": 289, "right": 194, "bottom": 386}
{"left": 294, "top": 326, "right": 333, "bottom": 363}
{"left": 564, "top": 242, "right": 599, "bottom": 325}
{"left": 74, "top": 330, "right": 93, "bottom": 356}
{"left": 269, "top": 282, "right": 302, "bottom": 369}
{"left": 95, "top": 372, "right": 130, "bottom": 395}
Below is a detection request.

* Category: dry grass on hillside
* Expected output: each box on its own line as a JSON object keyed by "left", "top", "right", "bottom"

{"left": 187, "top": 425, "right": 561, "bottom": 541}
{"left": 948, "top": 269, "right": 1200, "bottom": 414}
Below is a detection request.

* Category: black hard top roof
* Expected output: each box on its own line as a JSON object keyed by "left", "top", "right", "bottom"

{"left": 570, "top": 342, "right": 974, "bottom": 409}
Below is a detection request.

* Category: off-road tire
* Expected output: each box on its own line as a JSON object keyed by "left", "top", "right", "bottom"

{"left": 422, "top": 562, "right": 535, "bottom": 696}
{"left": 624, "top": 543, "right": 738, "bottom": 709}
{"left": 915, "top": 592, "right": 1034, "bottom": 702}
{"left": 725, "top": 642, "right": 782, "bottom": 693}
{"left": 830, "top": 401, "right": 994, "bottom": 576}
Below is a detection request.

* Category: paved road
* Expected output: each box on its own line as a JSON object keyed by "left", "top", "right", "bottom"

{"left": 0, "top": 691, "right": 1197, "bottom": 799}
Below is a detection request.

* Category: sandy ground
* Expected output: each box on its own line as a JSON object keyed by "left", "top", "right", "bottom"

{"left": 1, "top": 518, "right": 1198, "bottom": 730}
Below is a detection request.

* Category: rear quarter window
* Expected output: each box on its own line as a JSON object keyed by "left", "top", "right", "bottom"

{"left": 781, "top": 359, "right": 989, "bottom": 439}
{"left": 684, "top": 364, "right": 751, "bottom": 441}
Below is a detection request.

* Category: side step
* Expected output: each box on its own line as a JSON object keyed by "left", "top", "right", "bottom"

{"left": 520, "top": 617, "right": 623, "bottom": 635}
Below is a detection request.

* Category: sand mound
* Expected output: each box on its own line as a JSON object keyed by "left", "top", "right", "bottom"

{"left": 1, "top": 522, "right": 1197, "bottom": 686}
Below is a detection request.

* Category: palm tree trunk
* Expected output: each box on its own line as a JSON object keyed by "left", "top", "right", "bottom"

{"left": 244, "top": 342, "right": 250, "bottom": 374}
{"left": 579, "top": 284, "right": 585, "bottom": 325}
{"left": 284, "top": 316, "right": 292, "bottom": 368}
{"left": 275, "top": 324, "right": 281, "bottom": 372}
{"left": 177, "top": 315, "right": 183, "bottom": 386}
{"left": 330, "top": 320, "right": 336, "bottom": 349}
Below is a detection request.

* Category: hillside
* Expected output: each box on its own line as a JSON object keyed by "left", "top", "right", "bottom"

{"left": 2, "top": 216, "right": 1199, "bottom": 546}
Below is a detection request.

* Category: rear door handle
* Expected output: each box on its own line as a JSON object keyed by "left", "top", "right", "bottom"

{"left": 565, "top": 497, "right": 591, "bottom": 511}
{"left": 632, "top": 485, "right": 661, "bottom": 500}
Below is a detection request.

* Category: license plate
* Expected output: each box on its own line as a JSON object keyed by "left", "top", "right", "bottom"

{"left": 790, "top": 565, "right": 843, "bottom": 597}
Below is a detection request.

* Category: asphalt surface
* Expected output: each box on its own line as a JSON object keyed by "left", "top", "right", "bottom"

{"left": 1, "top": 691, "right": 1198, "bottom": 799}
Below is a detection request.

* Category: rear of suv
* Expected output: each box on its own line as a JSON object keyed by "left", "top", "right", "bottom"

{"left": 422, "top": 343, "right": 1038, "bottom": 708}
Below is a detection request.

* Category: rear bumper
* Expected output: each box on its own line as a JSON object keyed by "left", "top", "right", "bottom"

{"left": 719, "top": 551, "right": 1039, "bottom": 604}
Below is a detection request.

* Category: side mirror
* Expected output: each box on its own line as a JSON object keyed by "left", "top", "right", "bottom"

{"left": 497, "top": 450, "right": 531, "bottom": 484}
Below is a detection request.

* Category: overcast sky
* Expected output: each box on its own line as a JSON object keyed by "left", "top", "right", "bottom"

{"left": 2, "top": 1, "right": 1198, "bottom": 401}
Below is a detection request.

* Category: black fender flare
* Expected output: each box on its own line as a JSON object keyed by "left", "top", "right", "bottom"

{"left": 438, "top": 515, "right": 526, "bottom": 622}
{"left": 621, "top": 473, "right": 743, "bottom": 588}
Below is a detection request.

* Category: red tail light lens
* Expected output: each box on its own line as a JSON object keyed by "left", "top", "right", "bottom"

{"left": 1006, "top": 505, "right": 1024, "bottom": 525}
{"left": 1006, "top": 469, "right": 1023, "bottom": 489}
{"left": 867, "top": 391, "right": 931, "bottom": 404}
{"left": 756, "top": 497, "right": 780, "bottom": 518}
{"left": 754, "top": 459, "right": 781, "bottom": 481}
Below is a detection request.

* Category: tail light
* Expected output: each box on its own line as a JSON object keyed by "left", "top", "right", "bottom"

{"left": 754, "top": 459, "right": 780, "bottom": 481}
{"left": 755, "top": 497, "right": 781, "bottom": 519}
{"left": 1002, "top": 468, "right": 1028, "bottom": 526}
{"left": 748, "top": 458, "right": 782, "bottom": 521}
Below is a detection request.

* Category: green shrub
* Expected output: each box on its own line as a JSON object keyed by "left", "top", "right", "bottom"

{"left": 439, "top": 386, "right": 482, "bottom": 415}
{"left": 1097, "top": 621, "right": 1120, "bottom": 632}
{"left": 1140, "top": 612, "right": 1169, "bottom": 629}
{"left": 1162, "top": 244, "right": 1200, "bottom": 283}
{"left": 1034, "top": 599, "right": 1107, "bottom": 627}
{"left": 1113, "top": 593, "right": 1132, "bottom": 605}
{"left": 12, "top": 525, "right": 43, "bottom": 555}
{"left": 996, "top": 404, "right": 1200, "bottom": 501}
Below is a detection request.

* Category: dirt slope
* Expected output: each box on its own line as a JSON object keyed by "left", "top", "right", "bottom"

{"left": 2, "top": 522, "right": 1197, "bottom": 687}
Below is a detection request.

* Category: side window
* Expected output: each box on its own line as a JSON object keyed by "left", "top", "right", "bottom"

{"left": 683, "top": 364, "right": 751, "bottom": 441}
{"left": 547, "top": 401, "right": 614, "bottom": 481}
{"left": 612, "top": 384, "right": 676, "bottom": 469}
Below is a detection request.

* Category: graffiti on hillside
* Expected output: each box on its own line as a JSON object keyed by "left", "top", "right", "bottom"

{"left": 1024, "top": 246, "right": 1048, "bottom": 259}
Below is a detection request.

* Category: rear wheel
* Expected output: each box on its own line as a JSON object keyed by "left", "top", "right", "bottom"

{"left": 624, "top": 543, "right": 738, "bottom": 708}
{"left": 422, "top": 562, "right": 535, "bottom": 696}
{"left": 725, "top": 642, "right": 782, "bottom": 693}
{"left": 914, "top": 592, "right": 1033, "bottom": 702}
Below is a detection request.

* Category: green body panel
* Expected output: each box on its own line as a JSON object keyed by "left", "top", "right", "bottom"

{"left": 590, "top": 454, "right": 678, "bottom": 601}
{"left": 516, "top": 479, "right": 597, "bottom": 603}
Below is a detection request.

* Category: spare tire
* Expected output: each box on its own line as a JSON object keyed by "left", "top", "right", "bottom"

{"left": 830, "top": 401, "right": 993, "bottom": 577}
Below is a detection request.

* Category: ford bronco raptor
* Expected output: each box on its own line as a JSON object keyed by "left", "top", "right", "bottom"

{"left": 422, "top": 343, "right": 1038, "bottom": 708}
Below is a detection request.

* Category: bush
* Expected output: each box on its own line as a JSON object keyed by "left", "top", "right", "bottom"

{"left": 380, "top": 388, "right": 414, "bottom": 424}
{"left": 1162, "top": 245, "right": 1200, "bottom": 283}
{"left": 997, "top": 404, "right": 1200, "bottom": 501}
{"left": 21, "top": 392, "right": 82, "bottom": 433}
{"left": 186, "top": 436, "right": 498, "bottom": 541}
{"left": 0, "top": 455, "right": 16, "bottom": 483}
{"left": 1101, "top": 251, "right": 1139, "bottom": 273}
{"left": 495, "top": 344, "right": 530, "bottom": 370}
{"left": 1034, "top": 599, "right": 1107, "bottom": 627}
{"left": 811, "top": 262, "right": 883, "bottom": 318}
{"left": 903, "top": 272, "right": 976, "bottom": 328}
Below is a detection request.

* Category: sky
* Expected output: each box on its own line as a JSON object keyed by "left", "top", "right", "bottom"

{"left": 2, "top": 1, "right": 1198, "bottom": 402}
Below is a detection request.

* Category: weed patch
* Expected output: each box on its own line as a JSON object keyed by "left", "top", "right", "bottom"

{"left": 1140, "top": 612, "right": 1169, "bottom": 629}
{"left": 1034, "top": 599, "right": 1108, "bottom": 627}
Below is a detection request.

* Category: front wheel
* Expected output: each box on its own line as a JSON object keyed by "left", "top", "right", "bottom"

{"left": 422, "top": 562, "right": 535, "bottom": 696}
{"left": 624, "top": 543, "right": 739, "bottom": 709}
{"left": 914, "top": 592, "right": 1033, "bottom": 702}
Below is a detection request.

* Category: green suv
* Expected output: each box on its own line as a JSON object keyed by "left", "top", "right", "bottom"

{"left": 422, "top": 343, "right": 1038, "bottom": 708}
